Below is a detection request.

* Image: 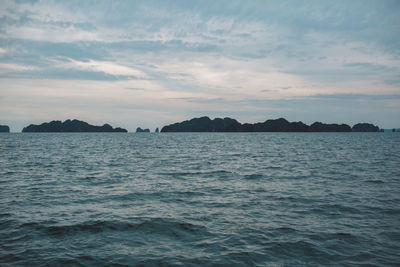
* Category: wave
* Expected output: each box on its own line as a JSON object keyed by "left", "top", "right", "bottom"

{"left": 19, "top": 218, "right": 210, "bottom": 239}
{"left": 158, "top": 170, "right": 233, "bottom": 178}
{"left": 266, "top": 240, "right": 333, "bottom": 259}
{"left": 104, "top": 190, "right": 207, "bottom": 203}
{"left": 0, "top": 253, "right": 22, "bottom": 264}
{"left": 310, "top": 203, "right": 361, "bottom": 215}
{"left": 243, "top": 174, "right": 265, "bottom": 180}
{"left": 365, "top": 179, "right": 385, "bottom": 184}
{"left": 307, "top": 231, "right": 356, "bottom": 242}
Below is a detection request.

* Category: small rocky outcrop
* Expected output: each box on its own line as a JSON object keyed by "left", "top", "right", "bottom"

{"left": 0, "top": 125, "right": 10, "bottom": 132}
{"left": 136, "top": 127, "right": 150, "bottom": 133}
{"left": 22, "top": 119, "right": 127, "bottom": 132}
{"left": 352, "top": 123, "right": 379, "bottom": 132}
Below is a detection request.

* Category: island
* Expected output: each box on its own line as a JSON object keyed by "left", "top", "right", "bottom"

{"left": 310, "top": 122, "right": 351, "bottom": 132}
{"left": 0, "top": 125, "right": 10, "bottom": 132}
{"left": 136, "top": 127, "right": 150, "bottom": 133}
{"left": 352, "top": 123, "right": 380, "bottom": 132}
{"left": 22, "top": 119, "right": 127, "bottom": 132}
{"left": 161, "top": 117, "right": 380, "bottom": 132}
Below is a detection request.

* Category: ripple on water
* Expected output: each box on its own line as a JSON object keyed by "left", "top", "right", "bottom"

{"left": 18, "top": 218, "right": 210, "bottom": 241}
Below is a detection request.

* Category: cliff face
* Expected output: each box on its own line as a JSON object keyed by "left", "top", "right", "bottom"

{"left": 352, "top": 123, "right": 380, "bottom": 132}
{"left": 22, "top": 119, "right": 127, "bottom": 132}
{"left": 161, "top": 117, "right": 366, "bottom": 132}
{"left": 0, "top": 125, "right": 10, "bottom": 132}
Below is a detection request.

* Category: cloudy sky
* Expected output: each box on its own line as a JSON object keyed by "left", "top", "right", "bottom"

{"left": 0, "top": 0, "right": 399, "bottom": 131}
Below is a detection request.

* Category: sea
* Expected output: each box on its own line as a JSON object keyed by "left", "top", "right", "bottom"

{"left": 1, "top": 132, "right": 399, "bottom": 266}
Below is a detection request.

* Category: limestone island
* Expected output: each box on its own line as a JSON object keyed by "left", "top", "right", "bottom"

{"left": 352, "top": 123, "right": 380, "bottom": 132}
{"left": 0, "top": 125, "right": 10, "bottom": 132}
{"left": 161, "top": 117, "right": 380, "bottom": 132}
{"left": 136, "top": 127, "right": 150, "bottom": 133}
{"left": 22, "top": 119, "right": 127, "bottom": 132}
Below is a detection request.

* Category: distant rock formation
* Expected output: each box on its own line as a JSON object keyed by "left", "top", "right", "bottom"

{"left": 251, "top": 118, "right": 310, "bottom": 132}
{"left": 352, "top": 123, "right": 379, "bottom": 132}
{"left": 0, "top": 125, "right": 10, "bottom": 133}
{"left": 379, "top": 128, "right": 400, "bottom": 132}
{"left": 155, "top": 128, "right": 159, "bottom": 133}
{"left": 136, "top": 127, "right": 150, "bottom": 133}
{"left": 161, "top": 116, "right": 375, "bottom": 132}
{"left": 310, "top": 122, "right": 352, "bottom": 132}
{"left": 22, "top": 119, "right": 127, "bottom": 132}
{"left": 161, "top": 117, "right": 241, "bottom": 132}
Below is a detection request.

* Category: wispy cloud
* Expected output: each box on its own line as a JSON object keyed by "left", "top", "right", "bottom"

{"left": 3, "top": 25, "right": 102, "bottom": 43}
{"left": 309, "top": 93, "right": 400, "bottom": 101}
{"left": 59, "top": 59, "right": 148, "bottom": 78}
{"left": 0, "top": 62, "right": 35, "bottom": 73}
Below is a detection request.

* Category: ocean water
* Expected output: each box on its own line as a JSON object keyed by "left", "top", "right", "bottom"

{"left": 1, "top": 132, "right": 399, "bottom": 266}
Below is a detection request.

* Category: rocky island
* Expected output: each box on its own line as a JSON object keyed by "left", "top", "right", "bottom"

{"left": 22, "top": 119, "right": 127, "bottom": 132}
{"left": 161, "top": 117, "right": 380, "bottom": 132}
{"left": 352, "top": 123, "right": 380, "bottom": 132}
{"left": 0, "top": 125, "right": 10, "bottom": 132}
{"left": 136, "top": 127, "right": 150, "bottom": 133}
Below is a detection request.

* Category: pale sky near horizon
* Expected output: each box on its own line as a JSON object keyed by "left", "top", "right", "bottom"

{"left": 0, "top": 0, "right": 399, "bottom": 132}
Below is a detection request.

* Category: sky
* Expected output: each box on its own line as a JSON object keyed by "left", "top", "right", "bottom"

{"left": 0, "top": 0, "right": 399, "bottom": 132}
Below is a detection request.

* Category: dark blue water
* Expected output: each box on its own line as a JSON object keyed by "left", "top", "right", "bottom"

{"left": 1, "top": 133, "right": 399, "bottom": 266}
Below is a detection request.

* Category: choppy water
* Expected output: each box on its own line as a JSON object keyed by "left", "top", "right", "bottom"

{"left": 1, "top": 133, "right": 399, "bottom": 266}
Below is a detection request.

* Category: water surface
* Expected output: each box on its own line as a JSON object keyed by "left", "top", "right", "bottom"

{"left": 1, "top": 133, "right": 399, "bottom": 265}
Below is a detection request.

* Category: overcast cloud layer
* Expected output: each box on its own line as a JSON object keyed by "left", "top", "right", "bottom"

{"left": 1, "top": 0, "right": 399, "bottom": 131}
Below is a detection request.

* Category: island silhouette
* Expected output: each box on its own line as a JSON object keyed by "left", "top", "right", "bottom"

{"left": 136, "top": 127, "right": 150, "bottom": 133}
{"left": 0, "top": 125, "right": 10, "bottom": 133}
{"left": 22, "top": 119, "right": 127, "bottom": 132}
{"left": 17, "top": 117, "right": 383, "bottom": 133}
{"left": 161, "top": 117, "right": 380, "bottom": 132}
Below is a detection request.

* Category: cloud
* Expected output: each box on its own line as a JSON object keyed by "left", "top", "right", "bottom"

{"left": 60, "top": 59, "right": 148, "bottom": 78}
{"left": 153, "top": 56, "right": 311, "bottom": 99}
{"left": 125, "top": 87, "right": 145, "bottom": 91}
{"left": 343, "top": 62, "right": 394, "bottom": 72}
{"left": 2, "top": 25, "right": 102, "bottom": 43}
{"left": 309, "top": 93, "right": 400, "bottom": 101}
{"left": 1, "top": 0, "right": 400, "bottom": 129}
{"left": 0, "top": 62, "right": 35, "bottom": 73}
{"left": 168, "top": 97, "right": 226, "bottom": 103}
